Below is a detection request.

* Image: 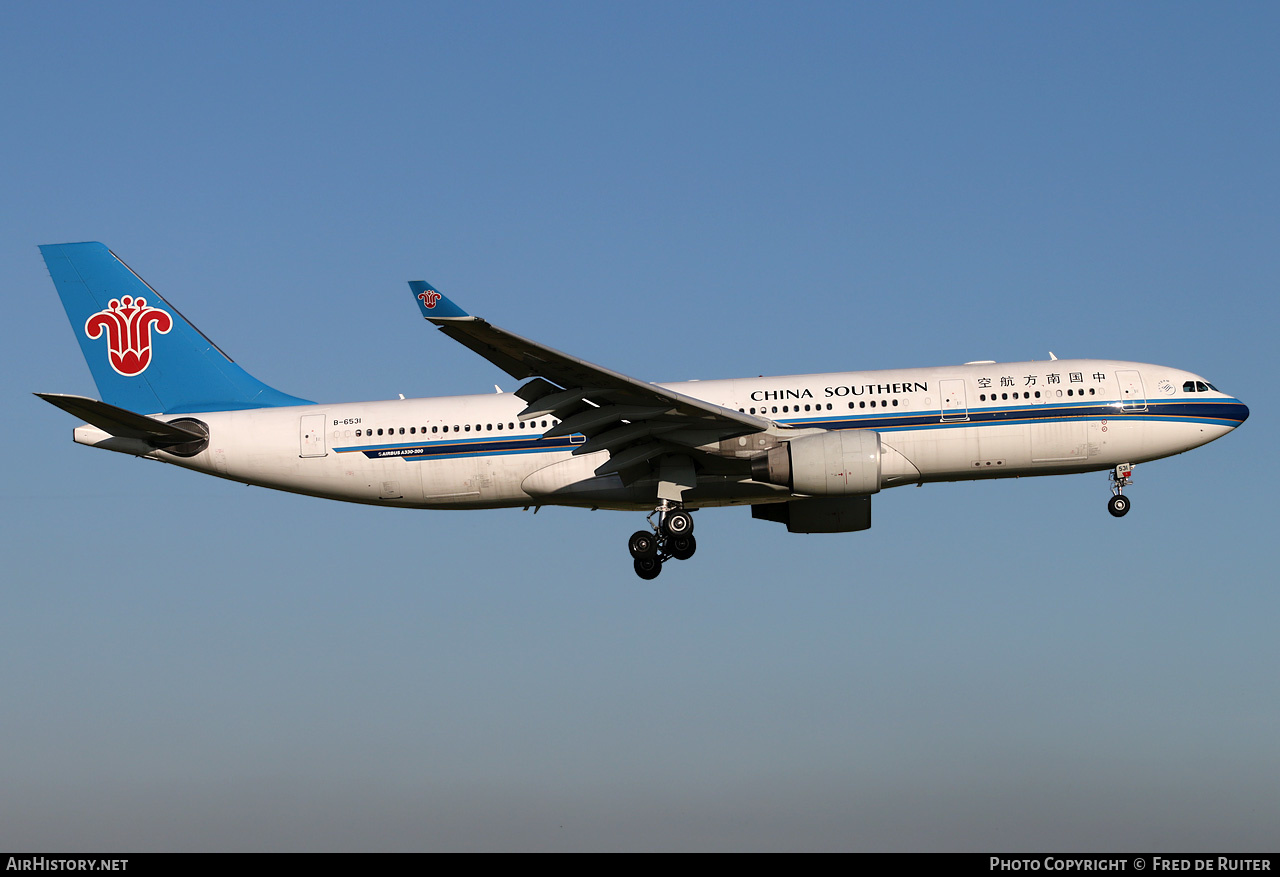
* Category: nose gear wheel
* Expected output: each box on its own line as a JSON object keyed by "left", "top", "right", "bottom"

{"left": 1107, "top": 464, "right": 1133, "bottom": 517}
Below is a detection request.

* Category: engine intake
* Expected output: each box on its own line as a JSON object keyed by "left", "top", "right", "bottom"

{"left": 751, "top": 429, "right": 881, "bottom": 496}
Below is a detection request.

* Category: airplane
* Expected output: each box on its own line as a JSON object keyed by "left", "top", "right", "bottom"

{"left": 37, "top": 242, "right": 1250, "bottom": 579}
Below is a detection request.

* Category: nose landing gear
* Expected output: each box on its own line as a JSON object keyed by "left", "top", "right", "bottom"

{"left": 1107, "top": 464, "right": 1133, "bottom": 517}
{"left": 628, "top": 503, "right": 697, "bottom": 579}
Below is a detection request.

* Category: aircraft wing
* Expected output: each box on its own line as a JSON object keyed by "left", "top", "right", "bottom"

{"left": 409, "top": 282, "right": 773, "bottom": 481}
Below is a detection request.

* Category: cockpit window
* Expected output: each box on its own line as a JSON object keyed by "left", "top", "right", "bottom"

{"left": 1184, "top": 380, "right": 1219, "bottom": 393}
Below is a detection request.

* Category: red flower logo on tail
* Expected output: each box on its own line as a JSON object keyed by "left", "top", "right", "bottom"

{"left": 84, "top": 296, "right": 173, "bottom": 377}
{"left": 418, "top": 290, "right": 442, "bottom": 309}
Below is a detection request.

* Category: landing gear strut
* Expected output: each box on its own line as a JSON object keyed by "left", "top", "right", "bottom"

{"left": 1108, "top": 464, "right": 1133, "bottom": 517}
{"left": 628, "top": 503, "right": 697, "bottom": 579}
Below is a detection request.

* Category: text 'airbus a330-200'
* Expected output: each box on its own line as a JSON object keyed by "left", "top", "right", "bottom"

{"left": 37, "top": 243, "right": 1249, "bottom": 579}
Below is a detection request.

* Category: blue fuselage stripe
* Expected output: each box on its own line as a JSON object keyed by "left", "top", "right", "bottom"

{"left": 331, "top": 398, "right": 1247, "bottom": 461}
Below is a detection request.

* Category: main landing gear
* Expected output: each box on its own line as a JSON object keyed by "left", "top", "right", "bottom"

{"left": 628, "top": 503, "right": 696, "bottom": 580}
{"left": 1107, "top": 463, "right": 1133, "bottom": 517}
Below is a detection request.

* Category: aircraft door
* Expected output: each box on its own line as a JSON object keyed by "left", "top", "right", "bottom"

{"left": 1116, "top": 370, "right": 1147, "bottom": 412}
{"left": 940, "top": 379, "right": 969, "bottom": 422}
{"left": 300, "top": 414, "right": 327, "bottom": 457}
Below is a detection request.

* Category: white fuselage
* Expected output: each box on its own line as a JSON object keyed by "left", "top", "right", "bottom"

{"left": 73, "top": 358, "right": 1248, "bottom": 512}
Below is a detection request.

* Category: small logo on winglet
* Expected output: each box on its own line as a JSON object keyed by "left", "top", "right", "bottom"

{"left": 418, "top": 291, "right": 442, "bottom": 309}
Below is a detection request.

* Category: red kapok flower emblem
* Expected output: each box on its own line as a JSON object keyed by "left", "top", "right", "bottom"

{"left": 84, "top": 295, "right": 173, "bottom": 377}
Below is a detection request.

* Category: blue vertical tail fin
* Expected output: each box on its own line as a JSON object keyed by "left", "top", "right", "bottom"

{"left": 40, "top": 242, "right": 312, "bottom": 414}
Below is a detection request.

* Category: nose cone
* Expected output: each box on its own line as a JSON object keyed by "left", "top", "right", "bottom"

{"left": 1225, "top": 397, "right": 1249, "bottom": 427}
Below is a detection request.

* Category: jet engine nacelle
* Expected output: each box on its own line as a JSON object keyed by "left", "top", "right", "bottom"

{"left": 751, "top": 429, "right": 882, "bottom": 496}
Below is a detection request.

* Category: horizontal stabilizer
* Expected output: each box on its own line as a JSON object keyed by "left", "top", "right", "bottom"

{"left": 35, "top": 393, "right": 206, "bottom": 445}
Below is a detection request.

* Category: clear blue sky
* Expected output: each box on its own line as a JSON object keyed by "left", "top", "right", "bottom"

{"left": 2, "top": 1, "right": 1277, "bottom": 851}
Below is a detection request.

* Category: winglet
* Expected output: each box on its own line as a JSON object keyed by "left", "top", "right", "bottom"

{"left": 408, "top": 281, "right": 471, "bottom": 320}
